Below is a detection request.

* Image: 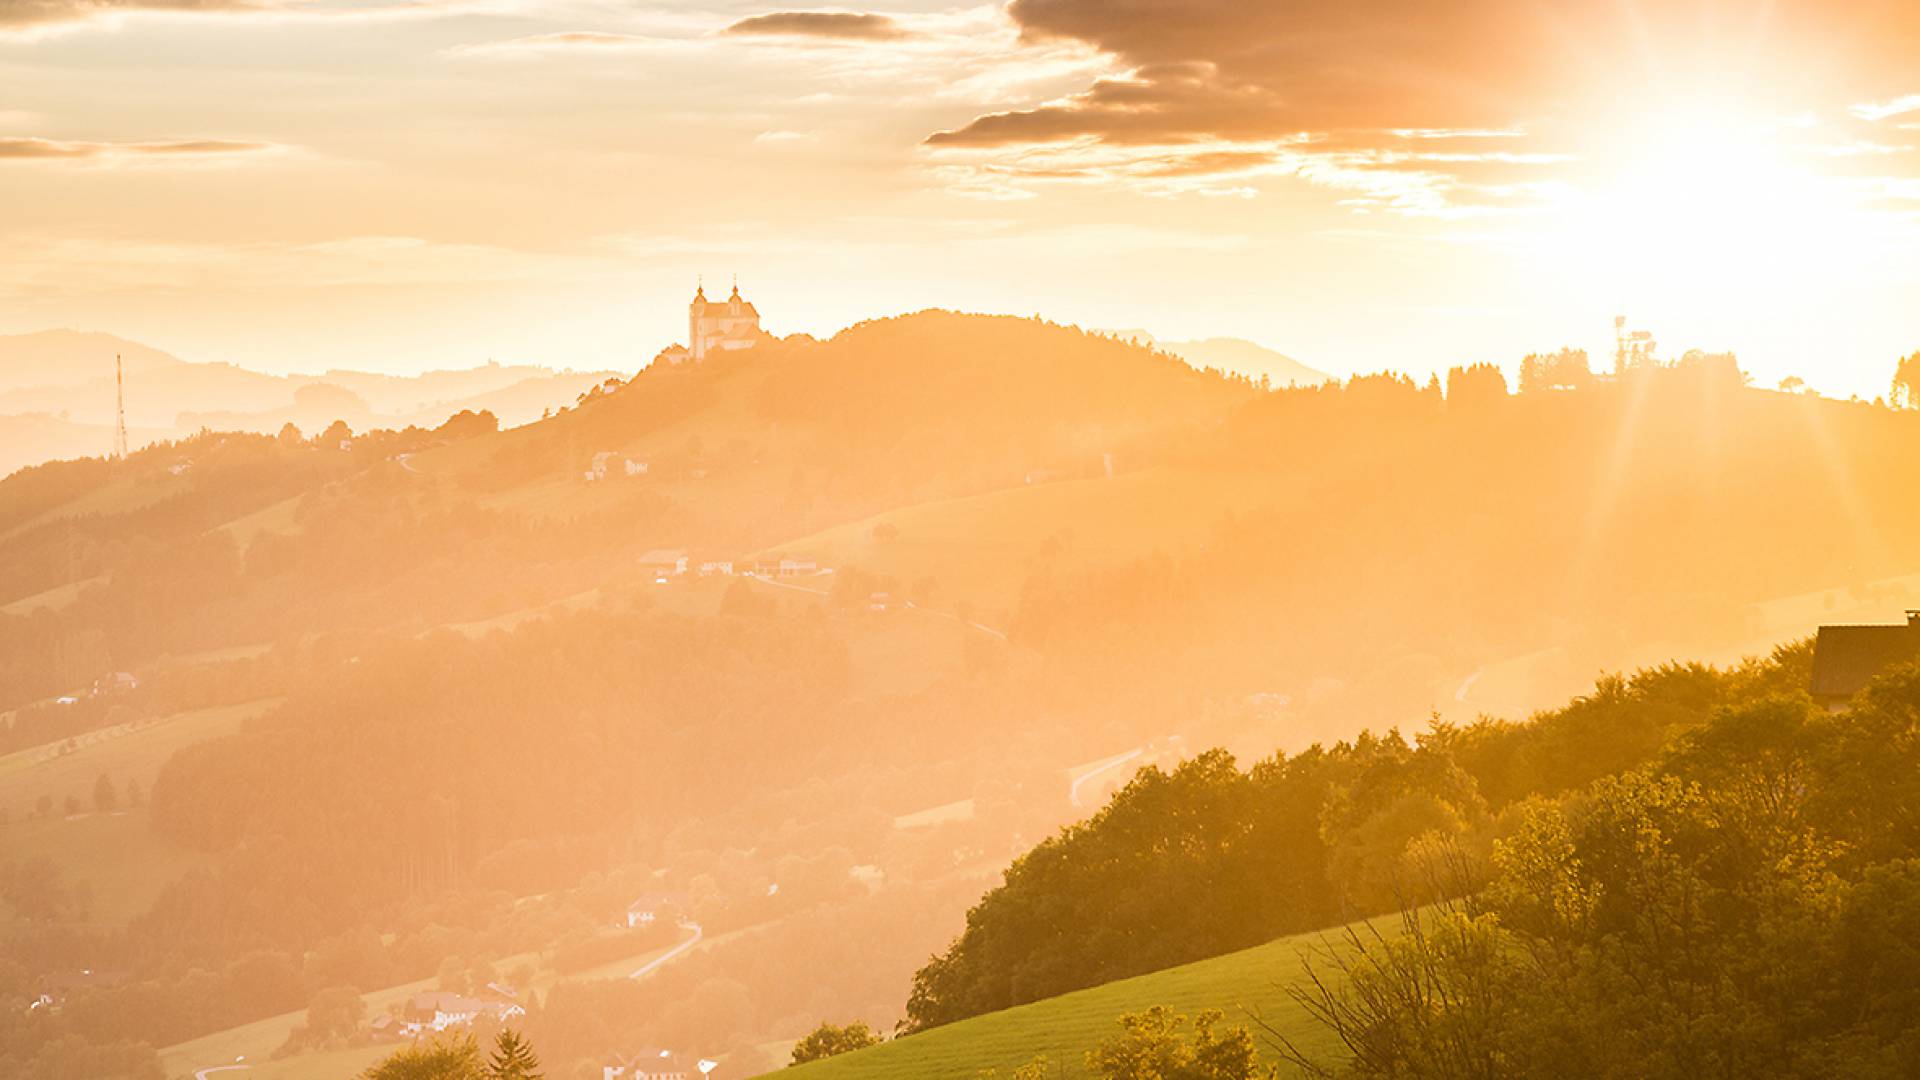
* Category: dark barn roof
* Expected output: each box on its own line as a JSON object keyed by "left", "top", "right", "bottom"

{"left": 1810, "top": 615, "right": 1920, "bottom": 703}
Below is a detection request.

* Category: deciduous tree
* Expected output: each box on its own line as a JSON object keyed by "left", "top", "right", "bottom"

{"left": 789, "top": 1020, "right": 881, "bottom": 1064}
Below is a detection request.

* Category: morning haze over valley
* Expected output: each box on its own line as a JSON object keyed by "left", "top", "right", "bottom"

{"left": 7, "top": 2, "right": 1920, "bottom": 1080}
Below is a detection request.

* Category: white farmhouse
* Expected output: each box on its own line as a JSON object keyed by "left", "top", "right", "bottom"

{"left": 638, "top": 549, "right": 689, "bottom": 581}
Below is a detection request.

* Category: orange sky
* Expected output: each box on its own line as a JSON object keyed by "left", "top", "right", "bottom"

{"left": 3, "top": 0, "right": 1918, "bottom": 395}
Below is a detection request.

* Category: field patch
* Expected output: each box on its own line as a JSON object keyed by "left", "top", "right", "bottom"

{"left": 0, "top": 809, "right": 211, "bottom": 926}
{"left": 0, "top": 698, "right": 278, "bottom": 823}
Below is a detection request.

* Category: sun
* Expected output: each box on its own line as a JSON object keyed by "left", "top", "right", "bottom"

{"left": 1551, "top": 92, "right": 1889, "bottom": 353}
{"left": 1593, "top": 101, "right": 1816, "bottom": 260}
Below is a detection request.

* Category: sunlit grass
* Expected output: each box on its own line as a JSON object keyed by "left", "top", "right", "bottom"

{"left": 767, "top": 917, "right": 1386, "bottom": 1080}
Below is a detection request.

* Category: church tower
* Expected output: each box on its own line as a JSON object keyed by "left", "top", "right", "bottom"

{"left": 689, "top": 282, "right": 709, "bottom": 360}
{"left": 687, "top": 277, "right": 763, "bottom": 361}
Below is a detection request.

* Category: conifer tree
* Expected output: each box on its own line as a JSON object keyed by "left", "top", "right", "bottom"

{"left": 487, "top": 1029, "right": 543, "bottom": 1080}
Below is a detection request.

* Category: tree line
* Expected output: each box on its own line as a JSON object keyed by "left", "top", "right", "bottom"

{"left": 903, "top": 644, "right": 1811, "bottom": 1030}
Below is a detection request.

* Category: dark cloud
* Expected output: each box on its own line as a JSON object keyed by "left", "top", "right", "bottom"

{"left": 0, "top": 136, "right": 274, "bottom": 159}
{"left": 724, "top": 11, "right": 906, "bottom": 42}
{"left": 931, "top": 1, "right": 1920, "bottom": 151}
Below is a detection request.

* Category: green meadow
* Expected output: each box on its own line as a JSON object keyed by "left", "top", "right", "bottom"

{"left": 769, "top": 919, "right": 1374, "bottom": 1080}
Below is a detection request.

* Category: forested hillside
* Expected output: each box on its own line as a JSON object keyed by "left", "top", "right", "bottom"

{"left": 783, "top": 644, "right": 1920, "bottom": 1079}
{"left": 5, "top": 315, "right": 1920, "bottom": 1079}
{"left": 902, "top": 644, "right": 1811, "bottom": 1030}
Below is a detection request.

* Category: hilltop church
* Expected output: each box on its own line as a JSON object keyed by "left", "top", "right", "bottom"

{"left": 658, "top": 280, "right": 765, "bottom": 365}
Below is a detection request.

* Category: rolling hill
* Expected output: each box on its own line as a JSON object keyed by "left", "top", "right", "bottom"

{"left": 1161, "top": 337, "right": 1332, "bottom": 388}
{"left": 1103, "top": 329, "right": 1332, "bottom": 388}
{"left": 0, "top": 311, "right": 1266, "bottom": 1079}
{"left": 0, "top": 329, "right": 619, "bottom": 475}
{"left": 768, "top": 917, "right": 1372, "bottom": 1079}
{"left": 0, "top": 329, "right": 191, "bottom": 389}
{"left": 10, "top": 312, "right": 1920, "bottom": 1080}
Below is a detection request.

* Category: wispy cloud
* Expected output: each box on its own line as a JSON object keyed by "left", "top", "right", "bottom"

{"left": 923, "top": 130, "right": 1574, "bottom": 216}
{"left": 1853, "top": 95, "right": 1920, "bottom": 123}
{"left": 0, "top": 136, "right": 279, "bottom": 161}
{"left": 723, "top": 11, "right": 907, "bottom": 42}
{"left": 0, "top": 0, "right": 255, "bottom": 36}
{"left": 443, "top": 30, "right": 664, "bottom": 57}
{"left": 0, "top": 0, "right": 513, "bottom": 38}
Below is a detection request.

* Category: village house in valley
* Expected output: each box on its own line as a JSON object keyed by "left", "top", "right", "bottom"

{"left": 746, "top": 556, "right": 820, "bottom": 578}
{"left": 625, "top": 890, "right": 691, "bottom": 928}
{"left": 586, "top": 450, "right": 648, "bottom": 482}
{"left": 639, "top": 550, "right": 744, "bottom": 582}
{"left": 638, "top": 549, "right": 689, "bottom": 581}
{"left": 604, "top": 1047, "right": 713, "bottom": 1080}
{"left": 398, "top": 988, "right": 525, "bottom": 1036}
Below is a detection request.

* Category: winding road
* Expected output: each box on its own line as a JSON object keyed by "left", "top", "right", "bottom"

{"left": 1453, "top": 667, "right": 1483, "bottom": 702}
{"left": 1069, "top": 748, "right": 1146, "bottom": 807}
{"left": 630, "top": 921, "right": 703, "bottom": 979}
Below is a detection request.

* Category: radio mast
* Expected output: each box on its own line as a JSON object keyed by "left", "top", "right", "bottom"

{"left": 112, "top": 353, "right": 129, "bottom": 461}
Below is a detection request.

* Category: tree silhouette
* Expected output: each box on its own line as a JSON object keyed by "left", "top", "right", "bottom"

{"left": 790, "top": 1020, "right": 881, "bottom": 1064}
{"left": 1893, "top": 351, "right": 1920, "bottom": 409}
{"left": 486, "top": 1029, "right": 543, "bottom": 1080}
{"left": 1087, "top": 1006, "right": 1272, "bottom": 1079}
{"left": 362, "top": 1033, "right": 482, "bottom": 1079}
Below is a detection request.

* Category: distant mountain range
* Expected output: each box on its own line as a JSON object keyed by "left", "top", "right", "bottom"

{"left": 0, "top": 326, "right": 1330, "bottom": 479}
{"left": 0, "top": 329, "right": 621, "bottom": 476}
{"left": 1102, "top": 329, "right": 1332, "bottom": 388}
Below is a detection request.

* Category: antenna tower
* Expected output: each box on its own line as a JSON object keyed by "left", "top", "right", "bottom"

{"left": 112, "top": 354, "right": 129, "bottom": 461}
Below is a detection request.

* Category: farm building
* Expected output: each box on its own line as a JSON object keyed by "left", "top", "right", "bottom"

{"left": 1810, "top": 611, "right": 1920, "bottom": 711}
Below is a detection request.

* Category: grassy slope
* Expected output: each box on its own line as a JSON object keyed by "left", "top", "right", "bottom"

{"left": 0, "top": 699, "right": 278, "bottom": 820}
{"left": 0, "top": 470, "right": 193, "bottom": 541}
{"left": 0, "top": 575, "right": 103, "bottom": 615}
{"left": 158, "top": 969, "right": 446, "bottom": 1080}
{"left": 0, "top": 699, "right": 279, "bottom": 925}
{"left": 1, "top": 810, "right": 209, "bottom": 927}
{"left": 218, "top": 493, "right": 306, "bottom": 545}
{"left": 767, "top": 921, "right": 1369, "bottom": 1080}
{"left": 754, "top": 467, "right": 1290, "bottom": 619}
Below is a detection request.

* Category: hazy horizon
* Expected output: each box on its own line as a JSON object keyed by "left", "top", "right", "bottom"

{"left": 7, "top": 1, "right": 1920, "bottom": 394}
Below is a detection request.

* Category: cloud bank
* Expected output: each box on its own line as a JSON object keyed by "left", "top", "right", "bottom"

{"left": 923, "top": 0, "right": 1920, "bottom": 209}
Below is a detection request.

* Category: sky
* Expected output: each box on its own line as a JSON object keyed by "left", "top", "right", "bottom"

{"left": 3, "top": 0, "right": 1919, "bottom": 396}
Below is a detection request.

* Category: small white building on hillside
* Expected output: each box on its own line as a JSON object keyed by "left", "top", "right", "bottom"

{"left": 625, "top": 891, "right": 692, "bottom": 928}
{"left": 638, "top": 550, "right": 689, "bottom": 581}
{"left": 605, "top": 1048, "right": 718, "bottom": 1080}
{"left": 588, "top": 451, "right": 648, "bottom": 482}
